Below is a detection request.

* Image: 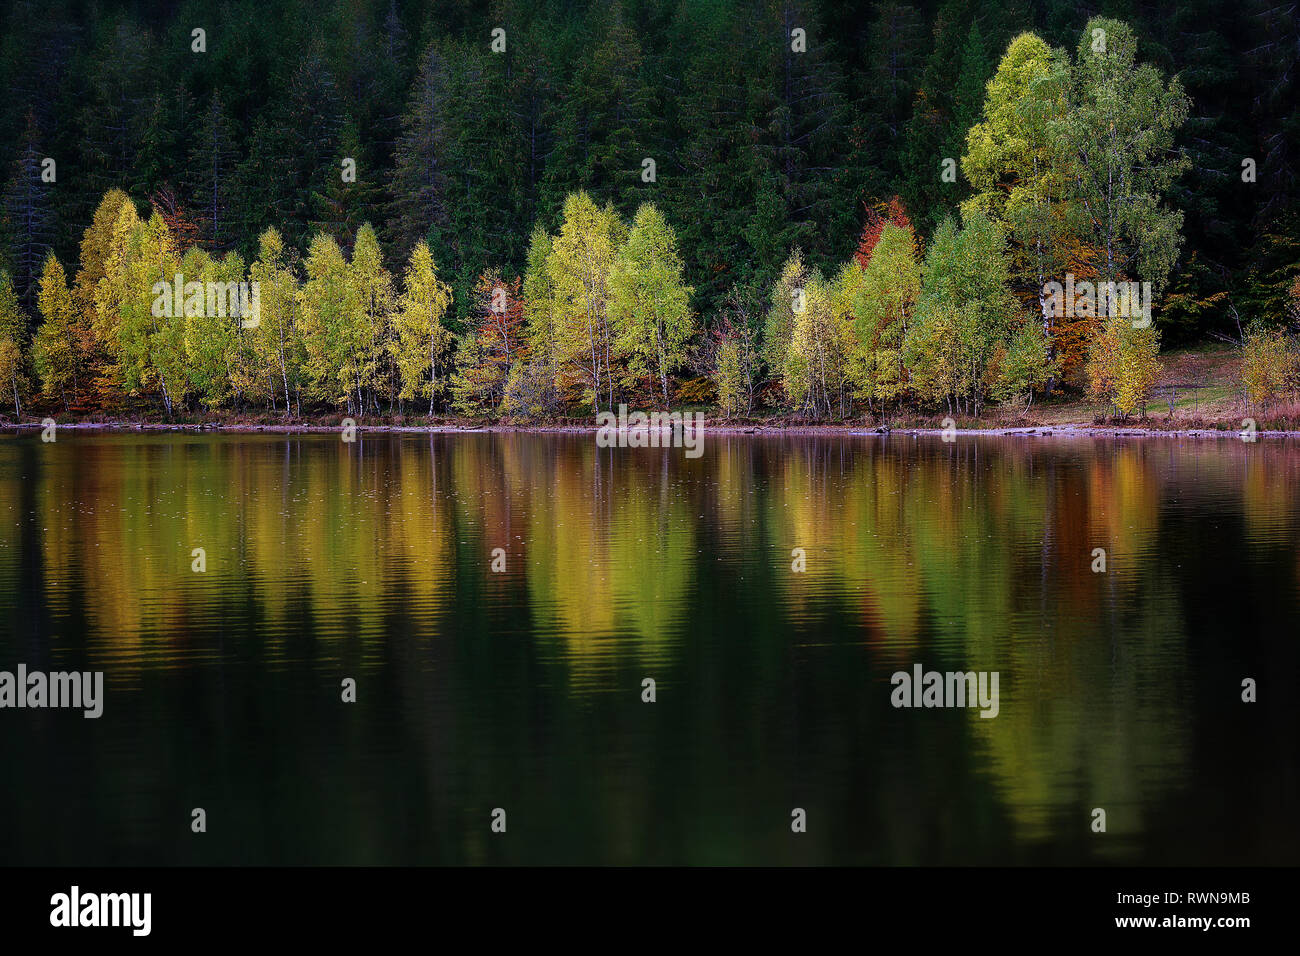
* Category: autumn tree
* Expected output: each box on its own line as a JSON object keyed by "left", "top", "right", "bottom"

{"left": 511, "top": 225, "right": 564, "bottom": 418}
{"left": 91, "top": 200, "right": 155, "bottom": 404}
{"left": 1055, "top": 18, "right": 1190, "bottom": 294}
{"left": 1240, "top": 327, "right": 1293, "bottom": 410}
{"left": 854, "top": 197, "right": 914, "bottom": 270}
{"left": 79, "top": 190, "right": 136, "bottom": 380}
{"left": 709, "top": 284, "right": 762, "bottom": 417}
{"left": 349, "top": 224, "right": 396, "bottom": 412}
{"left": 149, "top": 185, "right": 203, "bottom": 253}
{"left": 451, "top": 272, "right": 525, "bottom": 415}
{"left": 762, "top": 250, "right": 810, "bottom": 385}
{"left": 1086, "top": 312, "right": 1162, "bottom": 417}
{"left": 844, "top": 220, "right": 921, "bottom": 411}
{"left": 904, "top": 211, "right": 1041, "bottom": 416}
{"left": 99, "top": 211, "right": 185, "bottom": 414}
{"left": 783, "top": 270, "right": 854, "bottom": 419}
{"left": 610, "top": 203, "right": 696, "bottom": 404}
{"left": 299, "top": 232, "right": 359, "bottom": 411}
{"left": 182, "top": 247, "right": 246, "bottom": 410}
{"left": 990, "top": 323, "right": 1058, "bottom": 410}
{"left": 248, "top": 227, "right": 304, "bottom": 415}
{"left": 390, "top": 240, "right": 453, "bottom": 414}
{"left": 962, "top": 32, "right": 1078, "bottom": 389}
{"left": 33, "top": 254, "right": 80, "bottom": 407}
{"left": 540, "top": 192, "right": 625, "bottom": 412}
{"left": 0, "top": 271, "right": 29, "bottom": 415}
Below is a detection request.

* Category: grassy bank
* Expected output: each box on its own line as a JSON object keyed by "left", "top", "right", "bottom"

{"left": 5, "top": 343, "right": 1293, "bottom": 437}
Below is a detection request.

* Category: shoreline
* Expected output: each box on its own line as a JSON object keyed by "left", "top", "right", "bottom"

{"left": 2, "top": 419, "right": 1293, "bottom": 440}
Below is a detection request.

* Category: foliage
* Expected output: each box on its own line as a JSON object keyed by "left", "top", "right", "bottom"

{"left": 1240, "top": 328, "right": 1294, "bottom": 409}
{"left": 610, "top": 203, "right": 695, "bottom": 404}
{"left": 1086, "top": 313, "right": 1163, "bottom": 417}
{"left": 844, "top": 221, "right": 920, "bottom": 409}
{"left": 903, "top": 211, "right": 1029, "bottom": 416}
{"left": 0, "top": 270, "right": 29, "bottom": 414}
{"left": 451, "top": 272, "right": 525, "bottom": 415}
{"left": 391, "top": 240, "right": 453, "bottom": 414}
{"left": 0, "top": 13, "right": 1236, "bottom": 424}
{"left": 33, "top": 254, "right": 79, "bottom": 406}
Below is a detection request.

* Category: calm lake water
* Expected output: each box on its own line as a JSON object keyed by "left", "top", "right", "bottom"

{"left": 0, "top": 430, "right": 1296, "bottom": 865}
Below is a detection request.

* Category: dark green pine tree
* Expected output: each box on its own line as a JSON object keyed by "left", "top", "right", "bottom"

{"left": 386, "top": 41, "right": 454, "bottom": 271}
{"left": 438, "top": 42, "right": 509, "bottom": 320}
{"left": 499, "top": 14, "right": 557, "bottom": 240}
{"left": 538, "top": 8, "right": 656, "bottom": 221}
{"left": 311, "top": 117, "right": 385, "bottom": 257}
{"left": 368, "top": 0, "right": 414, "bottom": 158}
{"left": 899, "top": 5, "right": 995, "bottom": 229}
{"left": 232, "top": 114, "right": 300, "bottom": 257}
{"left": 1040, "top": 0, "right": 1095, "bottom": 48}
{"left": 282, "top": 42, "right": 345, "bottom": 245}
{"left": 1239, "top": 0, "right": 1299, "bottom": 228}
{"left": 338, "top": 8, "right": 384, "bottom": 138}
{"left": 1, "top": 115, "right": 57, "bottom": 315}
{"left": 1234, "top": 0, "right": 1300, "bottom": 325}
{"left": 859, "top": 1, "right": 926, "bottom": 185}
{"left": 75, "top": 15, "right": 153, "bottom": 204}
{"left": 136, "top": 85, "right": 197, "bottom": 199}
{"left": 0, "top": 0, "right": 79, "bottom": 162}
{"left": 663, "top": 4, "right": 770, "bottom": 315}
{"left": 952, "top": 21, "right": 992, "bottom": 138}
{"left": 394, "top": 24, "right": 538, "bottom": 326}
{"left": 0, "top": 1, "right": 80, "bottom": 264}
{"left": 1134, "top": 0, "right": 1248, "bottom": 341}
{"left": 745, "top": 0, "right": 862, "bottom": 278}
{"left": 187, "top": 92, "right": 241, "bottom": 252}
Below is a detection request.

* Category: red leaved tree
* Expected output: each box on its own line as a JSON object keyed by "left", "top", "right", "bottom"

{"left": 149, "top": 185, "right": 203, "bottom": 253}
{"left": 854, "top": 197, "right": 913, "bottom": 270}
{"left": 450, "top": 271, "right": 527, "bottom": 414}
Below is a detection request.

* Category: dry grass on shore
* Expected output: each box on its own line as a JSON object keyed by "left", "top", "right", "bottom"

{"left": 7, "top": 343, "right": 1298, "bottom": 436}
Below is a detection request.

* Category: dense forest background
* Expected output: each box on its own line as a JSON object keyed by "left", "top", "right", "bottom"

{"left": 1, "top": 0, "right": 1296, "bottom": 343}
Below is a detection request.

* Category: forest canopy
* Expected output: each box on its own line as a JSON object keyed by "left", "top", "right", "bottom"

{"left": 0, "top": 0, "right": 1296, "bottom": 421}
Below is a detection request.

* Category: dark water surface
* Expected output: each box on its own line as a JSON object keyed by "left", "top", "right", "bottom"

{"left": 0, "top": 431, "right": 1296, "bottom": 865}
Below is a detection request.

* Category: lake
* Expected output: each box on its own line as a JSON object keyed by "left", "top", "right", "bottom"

{"left": 0, "top": 430, "right": 1295, "bottom": 865}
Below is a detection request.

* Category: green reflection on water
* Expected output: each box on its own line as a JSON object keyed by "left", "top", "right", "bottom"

{"left": 0, "top": 432, "right": 1295, "bottom": 864}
